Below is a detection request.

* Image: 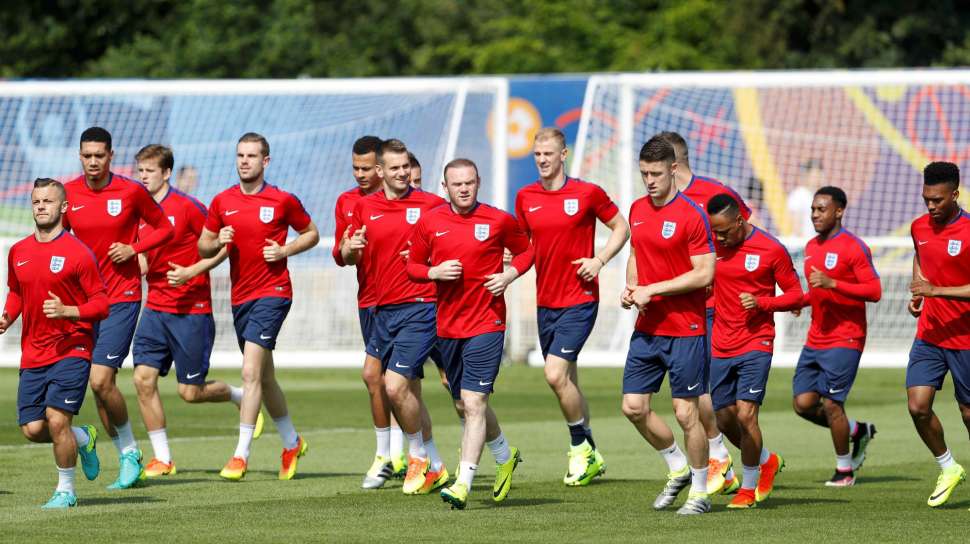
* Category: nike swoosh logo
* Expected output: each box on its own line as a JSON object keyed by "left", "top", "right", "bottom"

{"left": 16, "top": 260, "right": 29, "bottom": 266}
{"left": 186, "top": 372, "right": 201, "bottom": 379}
{"left": 805, "top": 255, "right": 813, "bottom": 260}
{"left": 395, "top": 362, "right": 410, "bottom": 368}
{"left": 64, "top": 399, "right": 77, "bottom": 404}
{"left": 347, "top": 212, "right": 353, "bottom": 216}
{"left": 259, "top": 334, "right": 272, "bottom": 340}
{"left": 479, "top": 380, "right": 492, "bottom": 386}
{"left": 370, "top": 214, "right": 384, "bottom": 220}
{"left": 633, "top": 221, "right": 644, "bottom": 227}
{"left": 748, "top": 388, "right": 763, "bottom": 394}
{"left": 528, "top": 206, "right": 542, "bottom": 212}
{"left": 71, "top": 205, "right": 84, "bottom": 211}
{"left": 828, "top": 388, "right": 844, "bottom": 394}
{"left": 930, "top": 488, "right": 950, "bottom": 501}
{"left": 918, "top": 240, "right": 929, "bottom": 245}
{"left": 716, "top": 257, "right": 724, "bottom": 261}
{"left": 561, "top": 348, "right": 575, "bottom": 354}
{"left": 436, "top": 231, "right": 449, "bottom": 237}
{"left": 224, "top": 210, "right": 239, "bottom": 216}
{"left": 493, "top": 473, "right": 511, "bottom": 498}
{"left": 106, "top": 354, "right": 120, "bottom": 360}
{"left": 687, "top": 383, "right": 700, "bottom": 391}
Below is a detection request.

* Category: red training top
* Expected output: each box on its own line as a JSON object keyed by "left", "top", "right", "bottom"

{"left": 515, "top": 177, "right": 620, "bottom": 308}
{"left": 5, "top": 231, "right": 109, "bottom": 369}
{"left": 912, "top": 211, "right": 970, "bottom": 349}
{"left": 333, "top": 186, "right": 378, "bottom": 308}
{"left": 204, "top": 183, "right": 312, "bottom": 306}
{"left": 407, "top": 202, "right": 534, "bottom": 338}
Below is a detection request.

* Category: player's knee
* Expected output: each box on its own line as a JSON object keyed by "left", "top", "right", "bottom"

{"left": 89, "top": 373, "right": 115, "bottom": 396}
{"left": 736, "top": 405, "right": 759, "bottom": 428}
{"left": 621, "top": 398, "right": 647, "bottom": 421}
{"left": 673, "top": 402, "right": 698, "bottom": 428}
{"left": 908, "top": 398, "right": 933, "bottom": 420}
{"left": 132, "top": 372, "right": 156, "bottom": 397}
{"left": 240, "top": 365, "right": 261, "bottom": 386}
{"left": 384, "top": 379, "right": 408, "bottom": 403}
{"left": 361, "top": 365, "right": 383, "bottom": 390}
{"left": 791, "top": 396, "right": 813, "bottom": 416}
{"left": 178, "top": 385, "right": 204, "bottom": 403}
{"left": 20, "top": 422, "right": 46, "bottom": 442}
{"left": 544, "top": 364, "right": 568, "bottom": 391}
{"left": 821, "top": 398, "right": 845, "bottom": 418}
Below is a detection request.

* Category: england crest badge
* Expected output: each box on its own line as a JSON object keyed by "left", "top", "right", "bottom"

{"left": 661, "top": 221, "right": 676, "bottom": 239}
{"left": 474, "top": 224, "right": 490, "bottom": 241}
{"left": 107, "top": 199, "right": 122, "bottom": 217}
{"left": 825, "top": 252, "right": 838, "bottom": 270}
{"left": 259, "top": 206, "right": 274, "bottom": 223}
{"left": 406, "top": 208, "right": 421, "bottom": 224}
{"left": 948, "top": 239, "right": 962, "bottom": 256}
{"left": 744, "top": 254, "right": 760, "bottom": 272}
{"left": 563, "top": 199, "right": 579, "bottom": 216}
{"left": 50, "top": 256, "right": 65, "bottom": 273}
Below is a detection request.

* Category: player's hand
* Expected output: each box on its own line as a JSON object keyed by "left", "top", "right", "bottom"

{"left": 218, "top": 225, "right": 235, "bottom": 246}
{"left": 739, "top": 292, "right": 759, "bottom": 310}
{"left": 621, "top": 285, "right": 636, "bottom": 309}
{"left": 572, "top": 257, "right": 603, "bottom": 282}
{"left": 909, "top": 278, "right": 936, "bottom": 297}
{"left": 808, "top": 266, "right": 836, "bottom": 289}
{"left": 790, "top": 307, "right": 802, "bottom": 317}
{"left": 632, "top": 286, "right": 653, "bottom": 311}
{"left": 43, "top": 291, "right": 68, "bottom": 319}
{"left": 429, "top": 259, "right": 462, "bottom": 281}
{"left": 484, "top": 269, "right": 519, "bottom": 297}
{"left": 908, "top": 295, "right": 924, "bottom": 318}
{"left": 503, "top": 248, "right": 513, "bottom": 265}
{"left": 263, "top": 238, "right": 288, "bottom": 262}
{"left": 400, "top": 240, "right": 411, "bottom": 262}
{"left": 107, "top": 242, "right": 135, "bottom": 263}
{"left": 0, "top": 312, "right": 10, "bottom": 334}
{"left": 347, "top": 226, "right": 367, "bottom": 252}
{"left": 166, "top": 261, "right": 194, "bottom": 286}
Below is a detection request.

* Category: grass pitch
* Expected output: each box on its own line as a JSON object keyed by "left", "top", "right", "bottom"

{"left": 0, "top": 366, "right": 968, "bottom": 542}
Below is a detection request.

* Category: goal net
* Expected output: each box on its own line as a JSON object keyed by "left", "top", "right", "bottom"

{"left": 546, "top": 71, "right": 970, "bottom": 367}
{"left": 0, "top": 78, "right": 508, "bottom": 367}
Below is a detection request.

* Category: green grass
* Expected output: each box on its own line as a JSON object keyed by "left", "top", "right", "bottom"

{"left": 0, "top": 366, "right": 968, "bottom": 542}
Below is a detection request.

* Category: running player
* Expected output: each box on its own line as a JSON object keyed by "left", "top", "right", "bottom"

{"left": 621, "top": 136, "right": 714, "bottom": 515}
{"left": 341, "top": 139, "right": 449, "bottom": 495}
{"left": 515, "top": 127, "right": 629, "bottom": 486}
{"left": 906, "top": 161, "right": 970, "bottom": 507}
{"left": 63, "top": 127, "right": 174, "bottom": 489}
{"left": 3, "top": 178, "right": 109, "bottom": 508}
{"left": 706, "top": 193, "right": 803, "bottom": 509}
{"left": 792, "top": 186, "right": 880, "bottom": 487}
{"left": 333, "top": 136, "right": 409, "bottom": 487}
{"left": 130, "top": 144, "right": 263, "bottom": 477}
{"left": 407, "top": 158, "right": 533, "bottom": 510}
{"left": 198, "top": 132, "right": 320, "bottom": 481}
{"left": 660, "top": 131, "right": 751, "bottom": 494}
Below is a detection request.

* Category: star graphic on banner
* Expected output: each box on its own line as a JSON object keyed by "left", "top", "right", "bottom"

{"left": 687, "top": 107, "right": 729, "bottom": 157}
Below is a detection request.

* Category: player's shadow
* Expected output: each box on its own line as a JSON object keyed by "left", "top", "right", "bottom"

{"left": 82, "top": 495, "right": 165, "bottom": 506}
{"left": 0, "top": 490, "right": 11, "bottom": 495}
{"left": 195, "top": 469, "right": 354, "bottom": 480}
{"left": 137, "top": 478, "right": 210, "bottom": 487}
{"left": 855, "top": 475, "right": 920, "bottom": 483}
{"left": 754, "top": 496, "right": 850, "bottom": 509}
{"left": 484, "top": 497, "right": 564, "bottom": 508}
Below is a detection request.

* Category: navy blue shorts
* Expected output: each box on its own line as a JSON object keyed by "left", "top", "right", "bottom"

{"left": 358, "top": 307, "right": 377, "bottom": 348}
{"left": 18, "top": 357, "right": 90, "bottom": 425}
{"left": 907, "top": 339, "right": 970, "bottom": 404}
{"left": 436, "top": 332, "right": 505, "bottom": 400}
{"left": 92, "top": 301, "right": 140, "bottom": 368}
{"left": 133, "top": 308, "right": 215, "bottom": 385}
{"left": 429, "top": 344, "right": 445, "bottom": 370}
{"left": 623, "top": 333, "right": 707, "bottom": 398}
{"left": 792, "top": 347, "right": 862, "bottom": 403}
{"left": 538, "top": 302, "right": 598, "bottom": 363}
{"left": 367, "top": 303, "right": 437, "bottom": 380}
{"left": 710, "top": 351, "right": 773, "bottom": 410}
{"left": 231, "top": 297, "right": 292, "bottom": 351}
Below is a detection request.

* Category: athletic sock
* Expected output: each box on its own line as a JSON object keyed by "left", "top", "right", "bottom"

{"left": 759, "top": 447, "right": 771, "bottom": 465}
{"left": 234, "top": 424, "right": 255, "bottom": 460}
{"left": 567, "top": 418, "right": 587, "bottom": 447}
{"left": 114, "top": 421, "right": 137, "bottom": 455}
{"left": 407, "top": 431, "right": 426, "bottom": 459}
{"left": 425, "top": 438, "right": 443, "bottom": 471}
{"left": 55, "top": 465, "right": 75, "bottom": 494}
{"left": 741, "top": 464, "right": 760, "bottom": 490}
{"left": 690, "top": 466, "right": 709, "bottom": 494}
{"left": 147, "top": 428, "right": 171, "bottom": 464}
{"left": 708, "top": 433, "right": 730, "bottom": 461}
{"left": 725, "top": 467, "right": 736, "bottom": 481}
{"left": 836, "top": 453, "right": 852, "bottom": 472}
{"left": 71, "top": 426, "right": 90, "bottom": 449}
{"left": 487, "top": 432, "right": 512, "bottom": 464}
{"left": 273, "top": 415, "right": 299, "bottom": 449}
{"left": 390, "top": 426, "right": 405, "bottom": 459}
{"left": 658, "top": 442, "right": 688, "bottom": 473}
{"left": 583, "top": 424, "right": 597, "bottom": 450}
{"left": 848, "top": 418, "right": 859, "bottom": 438}
{"left": 229, "top": 385, "right": 244, "bottom": 406}
{"left": 375, "top": 426, "right": 391, "bottom": 458}
{"left": 936, "top": 449, "right": 956, "bottom": 470}
{"left": 457, "top": 461, "right": 477, "bottom": 488}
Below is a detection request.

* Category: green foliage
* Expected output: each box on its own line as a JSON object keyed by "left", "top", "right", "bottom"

{"left": 2, "top": 1, "right": 970, "bottom": 78}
